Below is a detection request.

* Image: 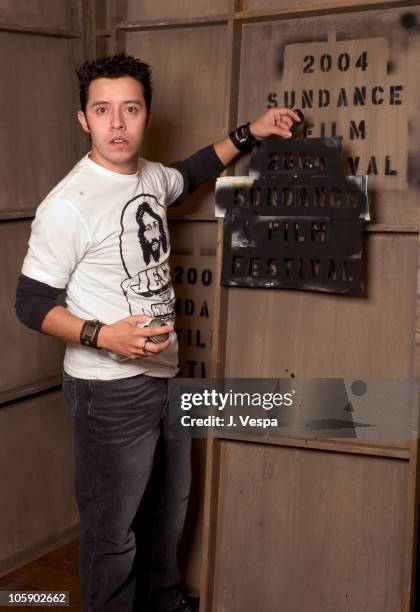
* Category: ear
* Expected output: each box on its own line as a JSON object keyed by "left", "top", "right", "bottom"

{"left": 145, "top": 111, "right": 152, "bottom": 129}
{"left": 77, "top": 110, "right": 90, "bottom": 134}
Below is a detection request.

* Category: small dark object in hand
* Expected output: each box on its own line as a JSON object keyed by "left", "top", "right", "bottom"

{"left": 291, "top": 109, "right": 304, "bottom": 135}
{"left": 145, "top": 318, "right": 170, "bottom": 343}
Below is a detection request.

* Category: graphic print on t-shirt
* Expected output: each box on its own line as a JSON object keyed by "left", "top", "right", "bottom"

{"left": 119, "top": 193, "right": 175, "bottom": 321}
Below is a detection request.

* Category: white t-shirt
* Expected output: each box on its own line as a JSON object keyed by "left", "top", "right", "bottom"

{"left": 22, "top": 153, "right": 184, "bottom": 380}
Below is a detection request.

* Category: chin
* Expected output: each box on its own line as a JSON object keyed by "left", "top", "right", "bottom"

{"left": 110, "top": 152, "right": 138, "bottom": 165}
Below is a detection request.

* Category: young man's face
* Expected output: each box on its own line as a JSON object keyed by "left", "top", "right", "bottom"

{"left": 77, "top": 76, "right": 149, "bottom": 174}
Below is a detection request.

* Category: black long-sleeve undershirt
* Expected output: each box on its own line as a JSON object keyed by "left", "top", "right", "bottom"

{"left": 15, "top": 275, "right": 65, "bottom": 331}
{"left": 170, "top": 143, "right": 224, "bottom": 206}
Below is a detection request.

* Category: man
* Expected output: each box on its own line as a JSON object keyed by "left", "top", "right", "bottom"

{"left": 15, "top": 53, "right": 299, "bottom": 612}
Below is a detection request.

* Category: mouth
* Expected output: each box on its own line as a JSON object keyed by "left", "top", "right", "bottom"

{"left": 110, "top": 137, "right": 129, "bottom": 148}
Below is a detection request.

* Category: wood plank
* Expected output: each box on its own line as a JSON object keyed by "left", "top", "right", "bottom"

{"left": 82, "top": 0, "right": 96, "bottom": 59}
{"left": 210, "top": 440, "right": 409, "bottom": 612}
{"left": 209, "top": 432, "right": 411, "bottom": 459}
{"left": 0, "top": 375, "right": 62, "bottom": 407}
{"left": 209, "top": 219, "right": 229, "bottom": 377}
{"left": 364, "top": 224, "right": 419, "bottom": 233}
{"left": 402, "top": 437, "right": 420, "bottom": 610}
{"left": 116, "top": 15, "right": 228, "bottom": 30}
{"left": 0, "top": 34, "right": 83, "bottom": 212}
{"left": 416, "top": 236, "right": 420, "bottom": 378}
{"left": 95, "top": 0, "right": 109, "bottom": 31}
{"left": 236, "top": 0, "right": 420, "bottom": 21}
{"left": 109, "top": 0, "right": 126, "bottom": 55}
{"left": 124, "top": 0, "right": 228, "bottom": 21}
{"left": 0, "top": 210, "right": 36, "bottom": 221}
{"left": 0, "top": 391, "right": 78, "bottom": 572}
{"left": 0, "top": 531, "right": 79, "bottom": 580}
{"left": 0, "top": 0, "right": 79, "bottom": 32}
{"left": 199, "top": 438, "right": 222, "bottom": 612}
{"left": 210, "top": 0, "right": 242, "bottom": 378}
{"left": 0, "top": 563, "right": 80, "bottom": 610}
{"left": 0, "top": 22, "right": 81, "bottom": 38}
{"left": 0, "top": 222, "right": 64, "bottom": 394}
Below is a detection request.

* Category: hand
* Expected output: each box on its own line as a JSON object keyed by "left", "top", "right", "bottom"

{"left": 249, "top": 107, "right": 302, "bottom": 140}
{"left": 97, "top": 315, "right": 173, "bottom": 359}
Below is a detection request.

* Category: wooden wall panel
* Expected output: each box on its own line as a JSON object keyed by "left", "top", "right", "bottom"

{"left": 0, "top": 221, "right": 64, "bottom": 394}
{"left": 181, "top": 438, "right": 207, "bottom": 595}
{"left": 210, "top": 440, "right": 408, "bottom": 612}
{"left": 243, "top": 0, "right": 326, "bottom": 11}
{"left": 126, "top": 26, "right": 227, "bottom": 217}
{"left": 169, "top": 220, "right": 217, "bottom": 593}
{"left": 0, "top": 390, "right": 78, "bottom": 572}
{"left": 0, "top": 34, "right": 83, "bottom": 212}
{"left": 170, "top": 221, "right": 217, "bottom": 378}
{"left": 225, "top": 233, "right": 418, "bottom": 378}
{"left": 124, "top": 0, "right": 228, "bottom": 21}
{"left": 416, "top": 238, "right": 420, "bottom": 377}
{"left": 95, "top": 0, "right": 108, "bottom": 30}
{"left": 96, "top": 33, "right": 110, "bottom": 57}
{"left": 236, "top": 7, "right": 420, "bottom": 226}
{"left": 0, "top": 0, "right": 78, "bottom": 30}
{"left": 242, "top": 0, "right": 412, "bottom": 13}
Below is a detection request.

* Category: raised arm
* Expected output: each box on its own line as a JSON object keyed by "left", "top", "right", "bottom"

{"left": 214, "top": 107, "right": 301, "bottom": 166}
{"left": 170, "top": 107, "right": 301, "bottom": 205}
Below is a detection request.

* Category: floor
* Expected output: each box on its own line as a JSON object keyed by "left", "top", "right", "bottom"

{"left": 0, "top": 539, "right": 81, "bottom": 610}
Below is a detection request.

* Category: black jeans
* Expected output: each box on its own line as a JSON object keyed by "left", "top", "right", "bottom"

{"left": 62, "top": 372, "right": 191, "bottom": 612}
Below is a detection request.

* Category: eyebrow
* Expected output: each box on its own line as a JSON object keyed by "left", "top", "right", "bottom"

{"left": 91, "top": 99, "right": 143, "bottom": 106}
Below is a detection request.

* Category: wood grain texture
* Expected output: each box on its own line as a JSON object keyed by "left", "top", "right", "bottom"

{"left": 125, "top": 25, "right": 227, "bottom": 217}
{"left": 401, "top": 436, "right": 420, "bottom": 611}
{"left": 83, "top": 0, "right": 96, "bottom": 58}
{"left": 199, "top": 438, "right": 222, "bottom": 612}
{"left": 0, "top": 390, "right": 78, "bottom": 570}
{"left": 209, "top": 2, "right": 241, "bottom": 378}
{"left": 180, "top": 439, "right": 207, "bottom": 595}
{"left": 0, "top": 34, "right": 84, "bottom": 211}
{"left": 0, "top": 375, "right": 62, "bottom": 406}
{"left": 210, "top": 440, "right": 409, "bottom": 612}
{"left": 95, "top": 0, "right": 108, "bottom": 30}
{"left": 0, "top": 221, "right": 64, "bottom": 393}
{"left": 116, "top": 16, "right": 228, "bottom": 30}
{"left": 0, "top": 0, "right": 79, "bottom": 31}
{"left": 225, "top": 233, "right": 418, "bottom": 378}
{"left": 240, "top": 0, "right": 420, "bottom": 17}
{"left": 124, "top": 0, "right": 229, "bottom": 21}
{"left": 416, "top": 235, "right": 420, "bottom": 377}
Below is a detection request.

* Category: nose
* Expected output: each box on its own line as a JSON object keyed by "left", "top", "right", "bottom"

{"left": 110, "top": 109, "right": 125, "bottom": 130}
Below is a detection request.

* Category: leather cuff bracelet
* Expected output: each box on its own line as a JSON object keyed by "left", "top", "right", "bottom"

{"left": 80, "top": 319, "right": 105, "bottom": 349}
{"left": 229, "top": 122, "right": 258, "bottom": 152}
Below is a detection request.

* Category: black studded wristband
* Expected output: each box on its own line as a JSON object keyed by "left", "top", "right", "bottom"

{"left": 229, "top": 122, "right": 258, "bottom": 152}
{"left": 80, "top": 319, "right": 105, "bottom": 349}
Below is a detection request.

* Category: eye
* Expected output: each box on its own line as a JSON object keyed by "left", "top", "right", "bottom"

{"left": 95, "top": 106, "right": 108, "bottom": 114}
{"left": 126, "top": 106, "right": 138, "bottom": 114}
